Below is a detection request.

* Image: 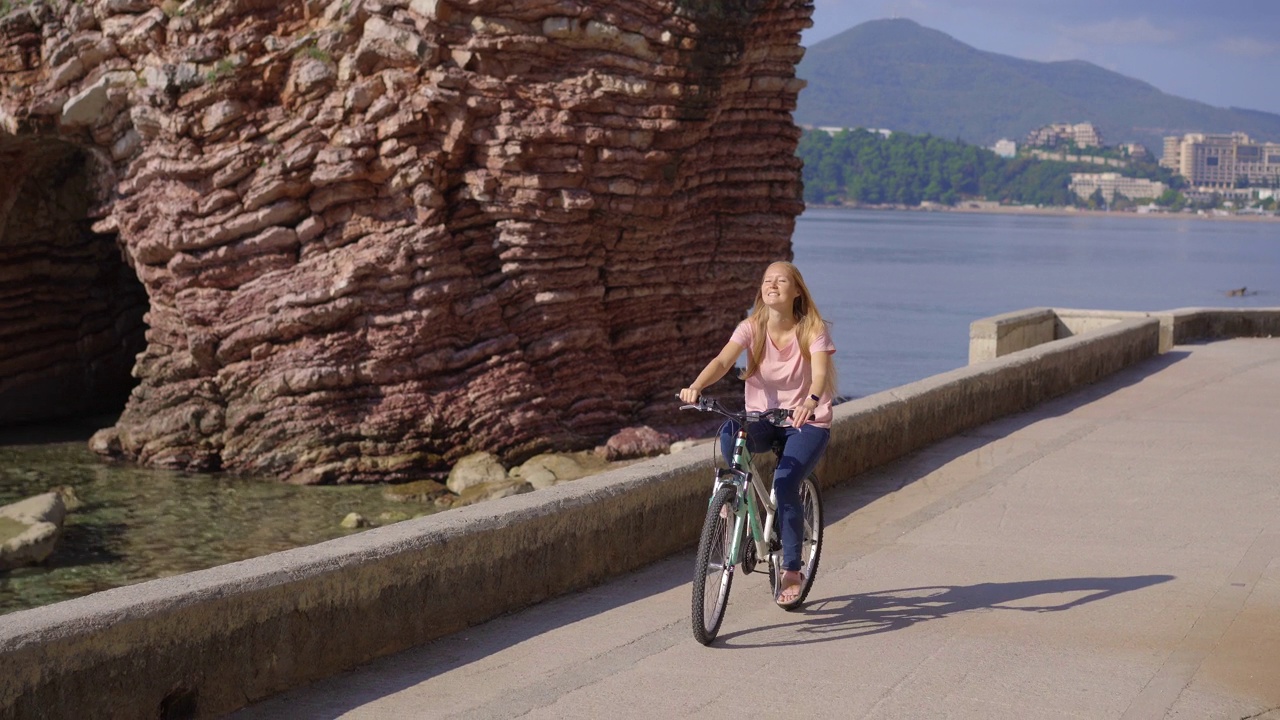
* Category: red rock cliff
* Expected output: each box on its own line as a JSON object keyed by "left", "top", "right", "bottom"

{"left": 0, "top": 0, "right": 809, "bottom": 482}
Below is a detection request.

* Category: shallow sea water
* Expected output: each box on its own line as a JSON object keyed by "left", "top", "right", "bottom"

{"left": 0, "top": 416, "right": 433, "bottom": 615}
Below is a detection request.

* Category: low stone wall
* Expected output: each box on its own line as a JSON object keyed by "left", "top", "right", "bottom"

{"left": 1167, "top": 308, "right": 1280, "bottom": 345}
{"left": 967, "top": 307, "right": 1055, "bottom": 364}
{"left": 970, "top": 307, "right": 1280, "bottom": 362}
{"left": 0, "top": 315, "right": 1163, "bottom": 719}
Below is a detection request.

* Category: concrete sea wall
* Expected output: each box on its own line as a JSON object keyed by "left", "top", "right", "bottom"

{"left": 969, "top": 306, "right": 1280, "bottom": 362}
{"left": 4, "top": 309, "right": 1270, "bottom": 719}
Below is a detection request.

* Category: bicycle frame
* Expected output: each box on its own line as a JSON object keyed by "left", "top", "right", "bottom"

{"left": 713, "top": 424, "right": 779, "bottom": 569}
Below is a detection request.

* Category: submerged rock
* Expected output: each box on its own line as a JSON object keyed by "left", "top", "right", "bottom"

{"left": 0, "top": 492, "right": 68, "bottom": 571}
{"left": 381, "top": 479, "right": 449, "bottom": 503}
{"left": 339, "top": 512, "right": 368, "bottom": 529}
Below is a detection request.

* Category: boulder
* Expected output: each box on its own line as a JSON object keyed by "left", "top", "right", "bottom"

{"left": 455, "top": 478, "right": 533, "bottom": 507}
{"left": 445, "top": 452, "right": 508, "bottom": 495}
{"left": 597, "top": 426, "right": 671, "bottom": 461}
{"left": 512, "top": 451, "right": 608, "bottom": 490}
{"left": 0, "top": 492, "right": 68, "bottom": 571}
{"left": 669, "top": 438, "right": 715, "bottom": 454}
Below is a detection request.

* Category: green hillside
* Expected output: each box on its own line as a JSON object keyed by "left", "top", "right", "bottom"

{"left": 796, "top": 128, "right": 1180, "bottom": 207}
{"left": 795, "top": 19, "right": 1280, "bottom": 156}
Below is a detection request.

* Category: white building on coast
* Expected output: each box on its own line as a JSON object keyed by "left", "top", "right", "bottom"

{"left": 991, "top": 139, "right": 1017, "bottom": 157}
{"left": 1069, "top": 173, "right": 1166, "bottom": 203}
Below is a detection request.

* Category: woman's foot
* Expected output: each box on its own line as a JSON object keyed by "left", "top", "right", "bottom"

{"left": 776, "top": 569, "right": 804, "bottom": 607}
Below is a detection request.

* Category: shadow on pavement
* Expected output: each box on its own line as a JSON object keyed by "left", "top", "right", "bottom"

{"left": 716, "top": 574, "right": 1175, "bottom": 648}
{"left": 230, "top": 553, "right": 695, "bottom": 719}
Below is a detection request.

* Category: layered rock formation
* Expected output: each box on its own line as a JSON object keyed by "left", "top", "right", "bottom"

{"left": 0, "top": 0, "right": 809, "bottom": 482}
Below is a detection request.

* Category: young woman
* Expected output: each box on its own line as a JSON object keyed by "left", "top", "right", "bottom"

{"left": 679, "top": 261, "right": 836, "bottom": 607}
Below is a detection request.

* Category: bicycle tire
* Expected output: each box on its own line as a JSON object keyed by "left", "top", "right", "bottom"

{"left": 692, "top": 485, "right": 738, "bottom": 645}
{"left": 770, "top": 474, "right": 824, "bottom": 610}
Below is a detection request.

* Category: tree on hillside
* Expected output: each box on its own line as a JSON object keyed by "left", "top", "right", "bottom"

{"left": 1086, "top": 188, "right": 1107, "bottom": 210}
{"left": 1154, "top": 189, "right": 1188, "bottom": 211}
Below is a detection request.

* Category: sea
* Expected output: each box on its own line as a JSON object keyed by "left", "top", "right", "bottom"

{"left": 793, "top": 208, "right": 1279, "bottom": 399}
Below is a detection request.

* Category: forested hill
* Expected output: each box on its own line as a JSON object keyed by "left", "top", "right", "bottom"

{"left": 795, "top": 19, "right": 1280, "bottom": 155}
{"left": 797, "top": 128, "right": 1179, "bottom": 207}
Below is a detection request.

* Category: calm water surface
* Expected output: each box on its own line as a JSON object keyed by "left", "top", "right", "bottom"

{"left": 0, "top": 417, "right": 430, "bottom": 614}
{"left": 795, "top": 209, "right": 1279, "bottom": 398}
{"left": 3, "top": 209, "right": 1277, "bottom": 613}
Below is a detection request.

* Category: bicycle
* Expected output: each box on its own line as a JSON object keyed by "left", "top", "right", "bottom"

{"left": 680, "top": 396, "right": 824, "bottom": 645}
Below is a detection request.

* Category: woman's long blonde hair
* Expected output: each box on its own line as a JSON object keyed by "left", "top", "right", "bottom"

{"left": 741, "top": 262, "right": 837, "bottom": 397}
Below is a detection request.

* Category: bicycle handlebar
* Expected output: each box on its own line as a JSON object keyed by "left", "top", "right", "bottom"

{"left": 678, "top": 396, "right": 792, "bottom": 427}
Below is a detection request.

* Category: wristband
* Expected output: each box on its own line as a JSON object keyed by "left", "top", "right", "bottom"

{"left": 809, "top": 394, "right": 820, "bottom": 403}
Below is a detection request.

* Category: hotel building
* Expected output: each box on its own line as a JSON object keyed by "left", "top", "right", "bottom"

{"left": 1161, "top": 132, "right": 1280, "bottom": 189}
{"left": 1026, "top": 122, "right": 1103, "bottom": 149}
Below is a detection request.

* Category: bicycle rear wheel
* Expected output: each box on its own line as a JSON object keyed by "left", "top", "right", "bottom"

{"left": 770, "top": 474, "right": 824, "bottom": 609}
{"left": 692, "top": 485, "right": 738, "bottom": 645}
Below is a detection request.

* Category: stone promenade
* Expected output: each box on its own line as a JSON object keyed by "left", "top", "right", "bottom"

{"left": 233, "top": 339, "right": 1280, "bottom": 720}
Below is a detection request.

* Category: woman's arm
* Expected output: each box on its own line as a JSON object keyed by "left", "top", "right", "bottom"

{"left": 679, "top": 341, "right": 744, "bottom": 403}
{"left": 791, "top": 350, "right": 833, "bottom": 427}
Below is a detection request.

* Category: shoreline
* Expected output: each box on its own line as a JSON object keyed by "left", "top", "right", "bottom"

{"left": 805, "top": 202, "right": 1280, "bottom": 223}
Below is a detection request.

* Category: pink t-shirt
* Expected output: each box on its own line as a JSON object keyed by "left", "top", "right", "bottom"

{"left": 730, "top": 320, "right": 836, "bottom": 428}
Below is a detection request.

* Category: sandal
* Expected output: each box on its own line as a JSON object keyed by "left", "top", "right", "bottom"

{"left": 776, "top": 569, "right": 804, "bottom": 608}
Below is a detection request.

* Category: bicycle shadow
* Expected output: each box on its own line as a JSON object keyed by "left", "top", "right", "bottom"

{"left": 715, "top": 574, "right": 1175, "bottom": 648}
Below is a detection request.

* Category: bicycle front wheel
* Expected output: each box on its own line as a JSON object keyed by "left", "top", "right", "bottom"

{"left": 692, "top": 485, "right": 739, "bottom": 645}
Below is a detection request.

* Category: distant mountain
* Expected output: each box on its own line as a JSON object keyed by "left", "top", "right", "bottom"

{"left": 795, "top": 19, "right": 1280, "bottom": 156}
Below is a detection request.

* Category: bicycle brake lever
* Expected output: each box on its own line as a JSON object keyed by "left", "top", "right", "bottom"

{"left": 766, "top": 408, "right": 794, "bottom": 426}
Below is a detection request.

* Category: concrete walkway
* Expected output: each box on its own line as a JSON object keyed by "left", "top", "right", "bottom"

{"left": 233, "top": 339, "right": 1280, "bottom": 720}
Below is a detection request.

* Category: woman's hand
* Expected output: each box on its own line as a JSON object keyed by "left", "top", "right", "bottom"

{"left": 791, "top": 398, "right": 818, "bottom": 427}
{"left": 679, "top": 387, "right": 701, "bottom": 404}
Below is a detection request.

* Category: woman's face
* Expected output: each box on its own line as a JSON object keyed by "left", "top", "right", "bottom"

{"left": 760, "top": 264, "right": 799, "bottom": 312}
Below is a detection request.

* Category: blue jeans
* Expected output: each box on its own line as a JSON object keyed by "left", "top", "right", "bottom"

{"left": 719, "top": 420, "right": 829, "bottom": 572}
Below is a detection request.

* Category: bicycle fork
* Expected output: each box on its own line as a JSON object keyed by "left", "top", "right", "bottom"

{"left": 712, "top": 466, "right": 749, "bottom": 569}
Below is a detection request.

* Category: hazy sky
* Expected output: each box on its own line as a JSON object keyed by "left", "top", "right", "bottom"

{"left": 803, "top": 0, "right": 1280, "bottom": 116}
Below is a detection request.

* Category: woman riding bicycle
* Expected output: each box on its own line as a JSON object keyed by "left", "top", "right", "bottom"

{"left": 679, "top": 261, "right": 836, "bottom": 607}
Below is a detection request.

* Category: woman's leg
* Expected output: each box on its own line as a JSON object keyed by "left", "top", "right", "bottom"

{"left": 718, "top": 419, "right": 778, "bottom": 465}
{"left": 774, "top": 425, "right": 830, "bottom": 574}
